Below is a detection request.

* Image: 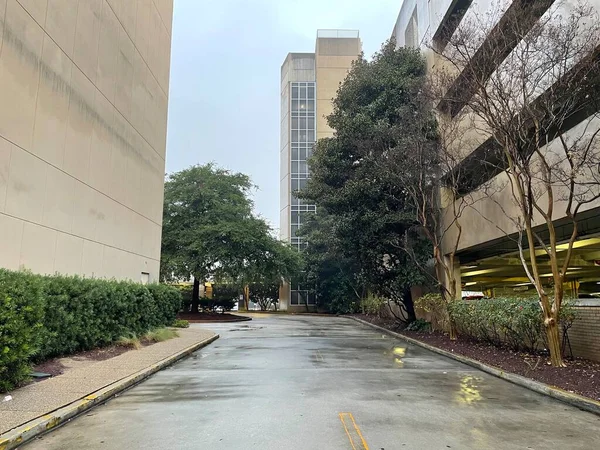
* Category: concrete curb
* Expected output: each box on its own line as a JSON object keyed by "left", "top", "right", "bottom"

{"left": 347, "top": 316, "right": 600, "bottom": 417}
{"left": 186, "top": 317, "right": 252, "bottom": 323}
{"left": 0, "top": 334, "right": 219, "bottom": 450}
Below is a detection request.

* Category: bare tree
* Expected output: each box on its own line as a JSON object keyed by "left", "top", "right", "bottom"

{"left": 435, "top": 0, "right": 600, "bottom": 366}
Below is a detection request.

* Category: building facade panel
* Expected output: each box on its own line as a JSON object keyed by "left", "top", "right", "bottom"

{"left": 0, "top": 0, "right": 173, "bottom": 282}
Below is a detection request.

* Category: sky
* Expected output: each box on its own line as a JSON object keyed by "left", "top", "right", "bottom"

{"left": 165, "top": 0, "right": 402, "bottom": 233}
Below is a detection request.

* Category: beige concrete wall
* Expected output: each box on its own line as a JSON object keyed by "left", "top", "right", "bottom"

{"left": 0, "top": 0, "right": 173, "bottom": 282}
{"left": 315, "top": 37, "right": 361, "bottom": 140}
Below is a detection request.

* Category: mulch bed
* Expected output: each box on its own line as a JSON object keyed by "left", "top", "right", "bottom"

{"left": 177, "top": 312, "right": 251, "bottom": 323}
{"left": 353, "top": 314, "right": 600, "bottom": 402}
{"left": 31, "top": 339, "right": 159, "bottom": 380}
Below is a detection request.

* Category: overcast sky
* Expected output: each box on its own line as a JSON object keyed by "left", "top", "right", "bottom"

{"left": 165, "top": 0, "right": 401, "bottom": 232}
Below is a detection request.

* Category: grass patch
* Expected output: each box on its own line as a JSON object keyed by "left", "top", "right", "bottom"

{"left": 116, "top": 334, "right": 141, "bottom": 350}
{"left": 116, "top": 328, "right": 178, "bottom": 351}
{"left": 143, "top": 328, "right": 179, "bottom": 343}
{"left": 171, "top": 319, "right": 190, "bottom": 328}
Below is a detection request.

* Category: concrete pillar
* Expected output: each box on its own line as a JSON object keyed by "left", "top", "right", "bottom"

{"left": 279, "top": 281, "right": 290, "bottom": 311}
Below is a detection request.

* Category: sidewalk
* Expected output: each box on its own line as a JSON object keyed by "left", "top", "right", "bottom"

{"left": 0, "top": 327, "right": 217, "bottom": 439}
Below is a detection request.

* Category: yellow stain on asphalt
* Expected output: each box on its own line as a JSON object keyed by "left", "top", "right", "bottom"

{"left": 339, "top": 412, "right": 370, "bottom": 450}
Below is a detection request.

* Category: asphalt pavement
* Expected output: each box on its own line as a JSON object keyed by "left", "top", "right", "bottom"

{"left": 23, "top": 315, "right": 600, "bottom": 449}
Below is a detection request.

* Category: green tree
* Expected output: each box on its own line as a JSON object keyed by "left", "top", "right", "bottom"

{"left": 161, "top": 164, "right": 297, "bottom": 312}
{"left": 299, "top": 41, "right": 434, "bottom": 321}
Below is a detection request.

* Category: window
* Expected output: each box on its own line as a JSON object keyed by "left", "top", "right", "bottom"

{"left": 289, "top": 82, "right": 317, "bottom": 257}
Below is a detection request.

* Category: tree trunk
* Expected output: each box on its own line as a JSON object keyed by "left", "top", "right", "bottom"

{"left": 545, "top": 317, "right": 565, "bottom": 367}
{"left": 448, "top": 314, "right": 458, "bottom": 340}
{"left": 403, "top": 287, "right": 416, "bottom": 323}
{"left": 191, "top": 277, "right": 200, "bottom": 313}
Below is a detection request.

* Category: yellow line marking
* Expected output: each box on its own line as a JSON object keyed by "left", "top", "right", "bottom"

{"left": 339, "top": 412, "right": 370, "bottom": 450}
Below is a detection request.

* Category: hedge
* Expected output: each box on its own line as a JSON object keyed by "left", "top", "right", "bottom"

{"left": 448, "top": 298, "right": 576, "bottom": 353}
{"left": 0, "top": 269, "right": 182, "bottom": 392}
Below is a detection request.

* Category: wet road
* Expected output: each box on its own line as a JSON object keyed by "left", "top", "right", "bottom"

{"left": 24, "top": 315, "right": 600, "bottom": 449}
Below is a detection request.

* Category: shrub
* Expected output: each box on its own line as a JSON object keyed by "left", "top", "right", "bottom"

{"left": 327, "top": 297, "right": 360, "bottom": 315}
{"left": 414, "top": 293, "right": 449, "bottom": 332}
{"left": 362, "top": 293, "right": 386, "bottom": 316}
{"left": 405, "top": 318, "right": 431, "bottom": 332}
{"left": 0, "top": 269, "right": 182, "bottom": 392}
{"left": 172, "top": 319, "right": 190, "bottom": 328}
{"left": 175, "top": 284, "right": 193, "bottom": 312}
{"left": 0, "top": 270, "right": 45, "bottom": 392}
{"left": 448, "top": 298, "right": 577, "bottom": 353}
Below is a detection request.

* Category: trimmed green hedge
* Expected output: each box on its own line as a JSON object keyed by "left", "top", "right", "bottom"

{"left": 0, "top": 269, "right": 182, "bottom": 392}
{"left": 448, "top": 298, "right": 576, "bottom": 353}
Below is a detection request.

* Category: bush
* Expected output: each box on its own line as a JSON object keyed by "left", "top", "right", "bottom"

{"left": 414, "top": 293, "right": 449, "bottom": 332}
{"left": 362, "top": 293, "right": 386, "bottom": 316}
{"left": 0, "top": 270, "right": 45, "bottom": 392}
{"left": 175, "top": 284, "right": 193, "bottom": 312}
{"left": 0, "top": 269, "right": 182, "bottom": 392}
{"left": 405, "top": 318, "right": 431, "bottom": 332}
{"left": 172, "top": 319, "right": 190, "bottom": 328}
{"left": 448, "top": 298, "right": 576, "bottom": 353}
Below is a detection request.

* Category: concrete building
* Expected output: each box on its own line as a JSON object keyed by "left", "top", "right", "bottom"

{"left": 279, "top": 30, "right": 362, "bottom": 311}
{"left": 392, "top": 0, "right": 600, "bottom": 361}
{"left": 0, "top": 0, "right": 173, "bottom": 283}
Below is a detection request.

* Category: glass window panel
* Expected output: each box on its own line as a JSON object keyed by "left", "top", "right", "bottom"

{"left": 291, "top": 211, "right": 299, "bottom": 224}
{"left": 292, "top": 130, "right": 299, "bottom": 142}
{"left": 299, "top": 132, "right": 307, "bottom": 142}
{"left": 292, "top": 195, "right": 299, "bottom": 206}
{"left": 299, "top": 117, "right": 307, "bottom": 129}
{"left": 307, "top": 130, "right": 315, "bottom": 142}
{"left": 291, "top": 161, "right": 299, "bottom": 174}
{"left": 291, "top": 100, "right": 299, "bottom": 111}
{"left": 300, "top": 86, "right": 307, "bottom": 99}
{"left": 291, "top": 225, "right": 299, "bottom": 237}
{"left": 292, "top": 117, "right": 299, "bottom": 130}
{"left": 292, "top": 147, "right": 299, "bottom": 160}
{"left": 292, "top": 86, "right": 299, "bottom": 99}
{"left": 308, "top": 86, "right": 315, "bottom": 99}
{"left": 306, "top": 100, "right": 315, "bottom": 111}
{"left": 291, "top": 291, "right": 299, "bottom": 305}
{"left": 299, "top": 178, "right": 308, "bottom": 190}
{"left": 308, "top": 117, "right": 315, "bottom": 130}
{"left": 299, "top": 161, "right": 308, "bottom": 174}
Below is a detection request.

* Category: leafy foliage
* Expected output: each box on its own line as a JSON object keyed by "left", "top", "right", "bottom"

{"left": 298, "top": 41, "right": 434, "bottom": 318}
{"left": 171, "top": 319, "right": 190, "bottom": 328}
{"left": 405, "top": 318, "right": 431, "bottom": 332}
{"left": 249, "top": 282, "right": 280, "bottom": 311}
{"left": 161, "top": 164, "right": 301, "bottom": 309}
{"left": 0, "top": 269, "right": 182, "bottom": 392}
{"left": 0, "top": 270, "right": 44, "bottom": 392}
{"left": 361, "top": 294, "right": 387, "bottom": 316}
{"left": 414, "top": 293, "right": 449, "bottom": 333}
{"left": 448, "top": 298, "right": 577, "bottom": 353}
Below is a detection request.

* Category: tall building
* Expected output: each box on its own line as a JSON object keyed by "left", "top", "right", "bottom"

{"left": 0, "top": 0, "right": 173, "bottom": 283}
{"left": 279, "top": 30, "right": 361, "bottom": 311}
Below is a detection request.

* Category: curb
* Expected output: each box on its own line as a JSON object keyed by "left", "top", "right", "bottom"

{"left": 185, "top": 317, "right": 252, "bottom": 323}
{"left": 347, "top": 316, "right": 600, "bottom": 417}
{"left": 0, "top": 334, "right": 219, "bottom": 450}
